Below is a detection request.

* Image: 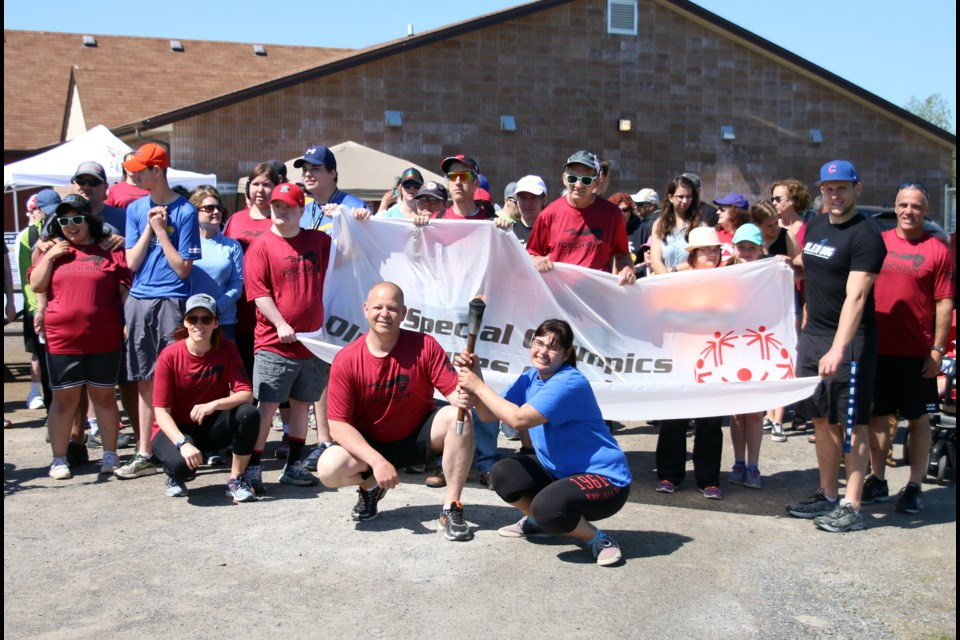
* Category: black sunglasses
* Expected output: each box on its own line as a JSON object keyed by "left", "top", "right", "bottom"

{"left": 74, "top": 178, "right": 104, "bottom": 187}
{"left": 898, "top": 181, "right": 928, "bottom": 197}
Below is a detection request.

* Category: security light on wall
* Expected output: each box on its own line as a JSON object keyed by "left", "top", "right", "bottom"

{"left": 809, "top": 128, "right": 824, "bottom": 144}
{"left": 618, "top": 119, "right": 632, "bottom": 132}
{"left": 500, "top": 115, "right": 517, "bottom": 132}
{"left": 385, "top": 111, "right": 403, "bottom": 127}
{"left": 720, "top": 125, "right": 736, "bottom": 141}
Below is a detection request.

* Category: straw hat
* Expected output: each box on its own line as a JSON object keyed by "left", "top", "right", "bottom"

{"left": 684, "top": 226, "right": 722, "bottom": 251}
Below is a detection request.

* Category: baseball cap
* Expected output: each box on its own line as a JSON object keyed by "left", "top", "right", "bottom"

{"left": 713, "top": 192, "right": 749, "bottom": 209}
{"left": 474, "top": 188, "right": 492, "bottom": 203}
{"left": 515, "top": 175, "right": 547, "bottom": 197}
{"left": 122, "top": 143, "right": 170, "bottom": 172}
{"left": 185, "top": 293, "right": 219, "bottom": 318}
{"left": 440, "top": 154, "right": 480, "bottom": 174}
{"left": 681, "top": 172, "right": 702, "bottom": 189}
{"left": 415, "top": 181, "right": 448, "bottom": 202}
{"left": 55, "top": 194, "right": 92, "bottom": 216}
{"left": 293, "top": 145, "right": 337, "bottom": 170}
{"left": 72, "top": 161, "right": 107, "bottom": 183}
{"left": 818, "top": 160, "right": 859, "bottom": 184}
{"left": 684, "top": 227, "right": 723, "bottom": 251}
{"left": 266, "top": 159, "right": 288, "bottom": 180}
{"left": 564, "top": 150, "right": 600, "bottom": 174}
{"left": 631, "top": 188, "right": 659, "bottom": 205}
{"left": 26, "top": 194, "right": 39, "bottom": 212}
{"left": 503, "top": 181, "right": 518, "bottom": 202}
{"left": 732, "top": 223, "right": 763, "bottom": 246}
{"left": 270, "top": 183, "right": 305, "bottom": 208}
{"left": 35, "top": 189, "right": 62, "bottom": 216}
{"left": 400, "top": 167, "right": 424, "bottom": 186}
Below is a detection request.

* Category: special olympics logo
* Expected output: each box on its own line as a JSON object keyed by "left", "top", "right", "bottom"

{"left": 694, "top": 326, "right": 795, "bottom": 383}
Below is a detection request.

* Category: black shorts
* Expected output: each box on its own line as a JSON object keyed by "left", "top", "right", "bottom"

{"left": 354, "top": 408, "right": 442, "bottom": 478}
{"left": 23, "top": 310, "right": 38, "bottom": 354}
{"left": 796, "top": 332, "right": 877, "bottom": 425}
{"left": 46, "top": 350, "right": 121, "bottom": 390}
{"left": 871, "top": 354, "right": 938, "bottom": 420}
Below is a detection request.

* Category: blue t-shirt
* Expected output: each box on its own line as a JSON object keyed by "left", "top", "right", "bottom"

{"left": 502, "top": 366, "right": 632, "bottom": 487}
{"left": 190, "top": 232, "right": 244, "bottom": 326}
{"left": 125, "top": 194, "right": 202, "bottom": 299}
{"left": 300, "top": 189, "right": 369, "bottom": 235}
{"left": 100, "top": 205, "right": 127, "bottom": 237}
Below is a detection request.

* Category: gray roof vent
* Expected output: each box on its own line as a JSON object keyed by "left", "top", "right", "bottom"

{"left": 608, "top": 0, "right": 638, "bottom": 35}
{"left": 82, "top": 35, "right": 97, "bottom": 47}
{"left": 170, "top": 40, "right": 184, "bottom": 52}
{"left": 253, "top": 45, "right": 267, "bottom": 56}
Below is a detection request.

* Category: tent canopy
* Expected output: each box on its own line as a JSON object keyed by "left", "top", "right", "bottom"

{"left": 4, "top": 125, "right": 216, "bottom": 192}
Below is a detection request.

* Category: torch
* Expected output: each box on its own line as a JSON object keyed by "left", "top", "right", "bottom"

{"left": 456, "top": 297, "right": 487, "bottom": 436}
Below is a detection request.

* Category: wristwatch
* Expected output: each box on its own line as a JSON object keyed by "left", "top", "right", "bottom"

{"left": 175, "top": 436, "right": 188, "bottom": 449}
{"left": 931, "top": 345, "right": 946, "bottom": 356}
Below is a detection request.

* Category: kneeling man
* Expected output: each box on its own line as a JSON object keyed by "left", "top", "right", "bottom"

{"left": 318, "top": 281, "right": 476, "bottom": 541}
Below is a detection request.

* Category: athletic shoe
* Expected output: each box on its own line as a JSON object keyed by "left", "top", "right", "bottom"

{"left": 438, "top": 501, "right": 473, "bottom": 541}
{"left": 100, "top": 451, "right": 120, "bottom": 475}
{"left": 205, "top": 451, "right": 227, "bottom": 466}
{"left": 66, "top": 440, "right": 89, "bottom": 467}
{"left": 27, "top": 392, "right": 45, "bottom": 411}
{"left": 49, "top": 458, "right": 71, "bottom": 480}
{"left": 655, "top": 479, "right": 676, "bottom": 494}
{"left": 771, "top": 422, "right": 787, "bottom": 442}
{"left": 226, "top": 476, "right": 257, "bottom": 503}
{"left": 762, "top": 417, "right": 774, "bottom": 431}
{"left": 861, "top": 474, "right": 890, "bottom": 504}
{"left": 87, "top": 431, "right": 102, "bottom": 448}
{"left": 117, "top": 433, "right": 136, "bottom": 449}
{"left": 700, "top": 485, "right": 722, "bottom": 500}
{"left": 744, "top": 465, "right": 762, "bottom": 489}
{"left": 278, "top": 461, "right": 319, "bottom": 486}
{"left": 895, "top": 483, "right": 923, "bottom": 514}
{"left": 404, "top": 464, "right": 426, "bottom": 474}
{"left": 814, "top": 502, "right": 864, "bottom": 532}
{"left": 591, "top": 532, "right": 622, "bottom": 566}
{"left": 243, "top": 465, "right": 266, "bottom": 495}
{"left": 786, "top": 489, "right": 838, "bottom": 519}
{"left": 307, "top": 406, "right": 317, "bottom": 430}
{"left": 114, "top": 452, "right": 158, "bottom": 479}
{"left": 165, "top": 477, "right": 188, "bottom": 497}
{"left": 302, "top": 443, "right": 329, "bottom": 472}
{"left": 498, "top": 516, "right": 550, "bottom": 538}
{"left": 729, "top": 462, "right": 746, "bottom": 485}
{"left": 351, "top": 485, "right": 388, "bottom": 521}
{"left": 271, "top": 411, "right": 284, "bottom": 432}
{"left": 425, "top": 468, "right": 446, "bottom": 488}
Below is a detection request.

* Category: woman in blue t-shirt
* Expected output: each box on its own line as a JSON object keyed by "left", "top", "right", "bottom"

{"left": 456, "top": 319, "right": 631, "bottom": 567}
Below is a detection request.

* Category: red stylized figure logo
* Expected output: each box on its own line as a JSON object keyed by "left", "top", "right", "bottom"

{"left": 694, "top": 325, "right": 795, "bottom": 383}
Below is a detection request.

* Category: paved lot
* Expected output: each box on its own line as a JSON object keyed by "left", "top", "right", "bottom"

{"left": 3, "top": 320, "right": 956, "bottom": 639}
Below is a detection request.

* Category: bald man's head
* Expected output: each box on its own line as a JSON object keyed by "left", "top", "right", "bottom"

{"left": 367, "top": 281, "right": 405, "bottom": 306}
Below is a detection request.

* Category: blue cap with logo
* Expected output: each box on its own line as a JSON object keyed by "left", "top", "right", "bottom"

{"left": 819, "top": 160, "right": 859, "bottom": 184}
{"left": 294, "top": 145, "right": 337, "bottom": 170}
{"left": 35, "top": 189, "right": 62, "bottom": 216}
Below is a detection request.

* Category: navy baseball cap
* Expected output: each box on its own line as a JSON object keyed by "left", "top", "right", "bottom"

{"left": 55, "top": 193, "right": 92, "bottom": 216}
{"left": 294, "top": 145, "right": 337, "bottom": 170}
{"left": 35, "top": 189, "right": 62, "bottom": 216}
{"left": 72, "top": 161, "right": 108, "bottom": 183}
{"left": 818, "top": 160, "right": 859, "bottom": 184}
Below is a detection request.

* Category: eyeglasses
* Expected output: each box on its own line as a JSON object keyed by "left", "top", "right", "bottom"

{"left": 198, "top": 204, "right": 226, "bottom": 213}
{"left": 898, "top": 181, "right": 928, "bottom": 197}
{"left": 771, "top": 196, "right": 787, "bottom": 204}
{"left": 185, "top": 314, "right": 215, "bottom": 326}
{"left": 619, "top": 207, "right": 633, "bottom": 214}
{"left": 400, "top": 181, "right": 421, "bottom": 191}
{"left": 57, "top": 215, "right": 87, "bottom": 226}
{"left": 446, "top": 171, "right": 476, "bottom": 183}
{"left": 695, "top": 247, "right": 722, "bottom": 255}
{"left": 531, "top": 338, "right": 562, "bottom": 355}
{"left": 74, "top": 178, "right": 104, "bottom": 187}
{"left": 564, "top": 173, "right": 596, "bottom": 186}
{"left": 671, "top": 194, "right": 693, "bottom": 201}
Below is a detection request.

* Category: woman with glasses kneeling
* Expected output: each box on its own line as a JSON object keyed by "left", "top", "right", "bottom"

{"left": 456, "top": 319, "right": 631, "bottom": 567}
{"left": 29, "top": 194, "right": 132, "bottom": 479}
{"left": 151, "top": 294, "right": 259, "bottom": 502}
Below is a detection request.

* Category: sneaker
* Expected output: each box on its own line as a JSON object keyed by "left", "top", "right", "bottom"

{"left": 27, "top": 393, "right": 45, "bottom": 410}
{"left": 66, "top": 440, "right": 89, "bottom": 467}
{"left": 87, "top": 431, "right": 103, "bottom": 448}
{"left": 278, "top": 461, "right": 319, "bottom": 486}
{"left": 744, "top": 465, "right": 762, "bottom": 489}
{"left": 302, "top": 443, "right": 329, "bottom": 472}
{"left": 786, "top": 488, "right": 838, "bottom": 519}
{"left": 165, "top": 476, "right": 188, "bottom": 498}
{"left": 655, "top": 479, "right": 676, "bottom": 494}
{"left": 271, "top": 411, "right": 284, "bottom": 432}
{"left": 425, "top": 468, "right": 446, "bottom": 488}
{"left": 308, "top": 406, "right": 317, "bottom": 430}
{"left": 498, "top": 516, "right": 550, "bottom": 538}
{"left": 243, "top": 465, "right": 266, "bottom": 495}
{"left": 814, "top": 501, "right": 864, "bottom": 532}
{"left": 114, "top": 452, "right": 159, "bottom": 479}
{"left": 894, "top": 483, "right": 923, "bottom": 514}
{"left": 117, "top": 433, "right": 136, "bottom": 449}
{"left": 771, "top": 422, "right": 787, "bottom": 442}
{"left": 861, "top": 474, "right": 890, "bottom": 504}
{"left": 591, "top": 532, "right": 622, "bottom": 566}
{"left": 351, "top": 485, "right": 388, "bottom": 521}
{"left": 226, "top": 476, "right": 257, "bottom": 503}
{"left": 729, "top": 462, "right": 746, "bottom": 485}
{"left": 100, "top": 451, "right": 120, "bottom": 474}
{"left": 49, "top": 458, "right": 71, "bottom": 480}
{"left": 438, "top": 501, "right": 474, "bottom": 541}
{"left": 700, "top": 485, "right": 722, "bottom": 500}
{"left": 404, "top": 464, "right": 426, "bottom": 474}
{"left": 762, "top": 417, "right": 774, "bottom": 431}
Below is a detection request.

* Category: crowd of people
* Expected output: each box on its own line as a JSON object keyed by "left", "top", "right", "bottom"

{"left": 5, "top": 141, "right": 954, "bottom": 565}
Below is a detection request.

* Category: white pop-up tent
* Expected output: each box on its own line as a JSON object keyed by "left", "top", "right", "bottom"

{"left": 4, "top": 125, "right": 217, "bottom": 231}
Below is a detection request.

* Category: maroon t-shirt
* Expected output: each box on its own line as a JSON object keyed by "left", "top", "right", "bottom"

{"left": 243, "top": 229, "right": 331, "bottom": 359}
{"left": 432, "top": 205, "right": 494, "bottom": 221}
{"left": 104, "top": 181, "right": 149, "bottom": 209}
{"left": 29, "top": 244, "right": 132, "bottom": 354}
{"left": 151, "top": 339, "right": 252, "bottom": 437}
{"left": 224, "top": 208, "right": 274, "bottom": 334}
{"left": 526, "top": 196, "right": 629, "bottom": 272}
{"left": 327, "top": 330, "right": 458, "bottom": 443}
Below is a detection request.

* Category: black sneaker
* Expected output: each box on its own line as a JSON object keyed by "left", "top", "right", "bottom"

{"left": 861, "top": 474, "right": 890, "bottom": 504}
{"left": 66, "top": 440, "right": 90, "bottom": 467}
{"left": 786, "top": 488, "right": 838, "bottom": 519}
{"left": 351, "top": 486, "right": 388, "bottom": 521}
{"left": 895, "top": 483, "right": 923, "bottom": 514}
{"left": 439, "top": 501, "right": 473, "bottom": 541}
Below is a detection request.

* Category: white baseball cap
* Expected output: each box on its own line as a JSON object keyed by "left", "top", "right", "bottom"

{"left": 514, "top": 175, "right": 547, "bottom": 197}
{"left": 631, "top": 188, "right": 659, "bottom": 205}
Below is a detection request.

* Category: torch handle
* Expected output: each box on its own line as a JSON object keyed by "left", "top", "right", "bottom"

{"left": 456, "top": 333, "right": 480, "bottom": 434}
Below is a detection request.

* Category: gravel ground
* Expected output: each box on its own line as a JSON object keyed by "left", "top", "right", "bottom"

{"left": 3, "top": 320, "right": 956, "bottom": 640}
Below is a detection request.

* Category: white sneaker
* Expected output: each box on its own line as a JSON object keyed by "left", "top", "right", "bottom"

{"left": 27, "top": 393, "right": 45, "bottom": 410}
{"left": 49, "top": 458, "right": 71, "bottom": 480}
{"left": 100, "top": 451, "right": 120, "bottom": 474}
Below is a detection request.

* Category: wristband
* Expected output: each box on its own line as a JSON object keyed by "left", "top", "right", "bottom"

{"left": 931, "top": 345, "right": 946, "bottom": 356}
{"left": 175, "top": 437, "right": 188, "bottom": 449}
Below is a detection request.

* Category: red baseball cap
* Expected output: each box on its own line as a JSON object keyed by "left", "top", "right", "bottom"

{"left": 270, "top": 183, "right": 305, "bottom": 208}
{"left": 122, "top": 143, "right": 170, "bottom": 172}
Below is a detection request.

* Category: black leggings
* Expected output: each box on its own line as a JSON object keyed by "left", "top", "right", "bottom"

{"left": 491, "top": 455, "right": 630, "bottom": 535}
{"left": 152, "top": 404, "right": 259, "bottom": 481}
{"left": 655, "top": 417, "right": 723, "bottom": 489}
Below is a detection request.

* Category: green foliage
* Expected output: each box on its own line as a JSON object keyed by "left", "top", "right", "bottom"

{"left": 904, "top": 93, "right": 955, "bottom": 133}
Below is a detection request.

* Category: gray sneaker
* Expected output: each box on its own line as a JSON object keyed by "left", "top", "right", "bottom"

{"left": 771, "top": 422, "right": 787, "bottom": 442}
{"left": 302, "top": 443, "right": 330, "bottom": 472}
{"left": 114, "top": 453, "right": 159, "bottom": 479}
{"left": 498, "top": 516, "right": 551, "bottom": 538}
{"left": 786, "top": 489, "right": 838, "bottom": 519}
{"left": 591, "top": 532, "right": 622, "bottom": 566}
{"left": 861, "top": 474, "right": 890, "bottom": 504}
{"left": 814, "top": 502, "right": 864, "bottom": 532}
{"left": 278, "top": 461, "right": 319, "bottom": 486}
{"left": 165, "top": 476, "right": 188, "bottom": 498}
{"left": 100, "top": 451, "right": 120, "bottom": 475}
{"left": 226, "top": 476, "right": 257, "bottom": 503}
{"left": 744, "top": 465, "right": 762, "bottom": 489}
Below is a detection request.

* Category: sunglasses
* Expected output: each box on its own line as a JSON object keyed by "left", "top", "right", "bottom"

{"left": 57, "top": 215, "right": 87, "bottom": 227}
{"left": 771, "top": 196, "right": 787, "bottom": 204}
{"left": 199, "top": 204, "right": 226, "bottom": 213}
{"left": 74, "top": 178, "right": 104, "bottom": 187}
{"left": 400, "top": 181, "right": 421, "bottom": 191}
{"left": 185, "top": 314, "right": 215, "bottom": 326}
{"left": 564, "top": 173, "right": 596, "bottom": 186}
{"left": 898, "top": 181, "right": 928, "bottom": 197}
{"left": 446, "top": 171, "right": 476, "bottom": 182}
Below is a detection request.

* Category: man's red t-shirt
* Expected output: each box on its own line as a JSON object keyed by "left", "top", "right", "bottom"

{"left": 526, "top": 196, "right": 628, "bottom": 272}
{"left": 244, "top": 229, "right": 331, "bottom": 359}
{"left": 432, "top": 205, "right": 494, "bottom": 221}
{"left": 104, "top": 181, "right": 149, "bottom": 209}
{"left": 224, "top": 209, "right": 274, "bottom": 334}
{"left": 327, "top": 330, "right": 458, "bottom": 443}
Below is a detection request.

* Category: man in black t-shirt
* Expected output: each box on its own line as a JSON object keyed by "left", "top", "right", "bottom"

{"left": 786, "top": 160, "right": 887, "bottom": 532}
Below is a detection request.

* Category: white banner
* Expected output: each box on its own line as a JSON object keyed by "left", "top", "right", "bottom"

{"left": 300, "top": 213, "right": 819, "bottom": 420}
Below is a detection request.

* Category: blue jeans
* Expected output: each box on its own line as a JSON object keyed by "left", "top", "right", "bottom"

{"left": 473, "top": 411, "right": 500, "bottom": 473}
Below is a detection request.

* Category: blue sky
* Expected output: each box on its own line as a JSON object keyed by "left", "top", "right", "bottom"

{"left": 5, "top": 0, "right": 956, "bottom": 131}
